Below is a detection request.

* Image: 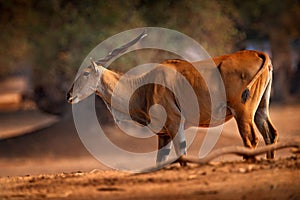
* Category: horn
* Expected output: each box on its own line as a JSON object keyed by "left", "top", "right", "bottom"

{"left": 91, "top": 60, "right": 98, "bottom": 69}
{"left": 96, "top": 30, "right": 148, "bottom": 66}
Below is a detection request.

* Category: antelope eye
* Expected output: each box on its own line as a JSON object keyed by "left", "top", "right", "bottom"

{"left": 83, "top": 71, "right": 89, "bottom": 76}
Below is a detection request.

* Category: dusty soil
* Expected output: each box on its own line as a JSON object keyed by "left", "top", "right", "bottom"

{"left": 1, "top": 155, "right": 299, "bottom": 200}
{"left": 0, "top": 104, "right": 300, "bottom": 199}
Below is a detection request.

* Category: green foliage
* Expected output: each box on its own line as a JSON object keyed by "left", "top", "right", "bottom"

{"left": 231, "top": 0, "right": 300, "bottom": 39}
{"left": 0, "top": 0, "right": 247, "bottom": 113}
{"left": 1, "top": 0, "right": 242, "bottom": 74}
{"left": 138, "top": 0, "right": 243, "bottom": 56}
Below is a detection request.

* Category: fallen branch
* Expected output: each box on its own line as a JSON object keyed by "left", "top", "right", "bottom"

{"left": 181, "top": 140, "right": 300, "bottom": 165}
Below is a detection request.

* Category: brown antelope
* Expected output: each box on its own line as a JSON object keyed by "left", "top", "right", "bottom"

{"left": 67, "top": 38, "right": 278, "bottom": 166}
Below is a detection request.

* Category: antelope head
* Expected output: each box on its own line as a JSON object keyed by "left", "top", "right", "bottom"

{"left": 67, "top": 61, "right": 103, "bottom": 104}
{"left": 67, "top": 30, "right": 147, "bottom": 104}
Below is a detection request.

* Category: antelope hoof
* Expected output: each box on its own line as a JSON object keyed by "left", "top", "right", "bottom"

{"left": 176, "top": 156, "right": 187, "bottom": 167}
{"left": 266, "top": 151, "right": 275, "bottom": 159}
{"left": 244, "top": 155, "right": 257, "bottom": 163}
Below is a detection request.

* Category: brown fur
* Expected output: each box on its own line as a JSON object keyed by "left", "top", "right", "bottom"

{"left": 97, "top": 50, "right": 278, "bottom": 160}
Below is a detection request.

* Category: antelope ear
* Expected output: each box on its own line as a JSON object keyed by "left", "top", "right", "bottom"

{"left": 91, "top": 61, "right": 104, "bottom": 74}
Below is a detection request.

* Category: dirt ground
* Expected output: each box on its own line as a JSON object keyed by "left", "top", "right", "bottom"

{"left": 0, "top": 156, "right": 299, "bottom": 200}
{"left": 0, "top": 104, "right": 300, "bottom": 199}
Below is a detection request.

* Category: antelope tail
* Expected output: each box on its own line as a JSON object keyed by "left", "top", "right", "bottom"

{"left": 241, "top": 52, "right": 272, "bottom": 103}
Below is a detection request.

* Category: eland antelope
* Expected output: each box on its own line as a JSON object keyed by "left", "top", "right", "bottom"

{"left": 67, "top": 50, "right": 278, "bottom": 166}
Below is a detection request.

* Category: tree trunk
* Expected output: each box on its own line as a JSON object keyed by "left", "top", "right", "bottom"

{"left": 270, "top": 30, "right": 293, "bottom": 102}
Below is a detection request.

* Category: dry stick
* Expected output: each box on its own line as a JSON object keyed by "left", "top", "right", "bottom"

{"left": 181, "top": 141, "right": 300, "bottom": 165}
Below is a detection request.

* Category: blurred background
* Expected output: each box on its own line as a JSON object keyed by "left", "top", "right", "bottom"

{"left": 0, "top": 0, "right": 299, "bottom": 176}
